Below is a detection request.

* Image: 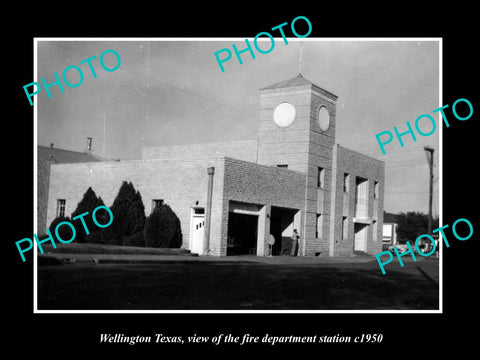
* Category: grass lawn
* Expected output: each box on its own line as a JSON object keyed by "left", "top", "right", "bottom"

{"left": 37, "top": 258, "right": 439, "bottom": 310}
{"left": 38, "top": 242, "right": 191, "bottom": 255}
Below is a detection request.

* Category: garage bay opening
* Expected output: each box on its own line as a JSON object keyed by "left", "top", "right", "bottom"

{"left": 270, "top": 206, "right": 298, "bottom": 256}
{"left": 227, "top": 212, "right": 258, "bottom": 255}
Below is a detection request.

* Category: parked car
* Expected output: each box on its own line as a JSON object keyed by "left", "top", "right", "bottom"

{"left": 389, "top": 243, "right": 414, "bottom": 254}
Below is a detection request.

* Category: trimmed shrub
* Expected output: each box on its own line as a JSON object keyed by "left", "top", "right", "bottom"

{"left": 122, "top": 231, "right": 146, "bottom": 247}
{"left": 71, "top": 187, "right": 104, "bottom": 243}
{"left": 131, "top": 190, "right": 146, "bottom": 235}
{"left": 108, "top": 181, "right": 146, "bottom": 245}
{"left": 48, "top": 216, "right": 75, "bottom": 243}
{"left": 144, "top": 204, "right": 182, "bottom": 248}
{"left": 98, "top": 224, "right": 122, "bottom": 246}
{"left": 85, "top": 229, "right": 108, "bottom": 245}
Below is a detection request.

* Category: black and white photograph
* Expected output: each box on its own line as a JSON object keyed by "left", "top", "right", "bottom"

{"left": 33, "top": 39, "right": 441, "bottom": 312}
{"left": 6, "top": 7, "right": 479, "bottom": 356}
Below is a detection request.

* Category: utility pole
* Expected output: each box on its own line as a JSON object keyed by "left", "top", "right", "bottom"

{"left": 424, "top": 146, "right": 434, "bottom": 234}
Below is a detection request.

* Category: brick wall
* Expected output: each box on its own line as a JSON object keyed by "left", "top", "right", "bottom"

{"left": 48, "top": 157, "right": 226, "bottom": 251}
{"left": 142, "top": 140, "right": 258, "bottom": 163}
{"left": 329, "top": 145, "right": 385, "bottom": 256}
{"left": 48, "top": 156, "right": 308, "bottom": 257}
{"left": 47, "top": 148, "right": 384, "bottom": 258}
{"left": 223, "top": 157, "right": 306, "bottom": 207}
{"left": 221, "top": 157, "right": 306, "bottom": 256}
{"left": 37, "top": 158, "right": 55, "bottom": 234}
{"left": 37, "top": 146, "right": 102, "bottom": 235}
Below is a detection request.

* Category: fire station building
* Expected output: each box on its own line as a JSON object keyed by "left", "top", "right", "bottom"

{"left": 45, "top": 74, "right": 385, "bottom": 257}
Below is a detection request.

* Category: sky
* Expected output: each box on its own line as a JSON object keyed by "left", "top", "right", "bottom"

{"left": 36, "top": 39, "right": 440, "bottom": 216}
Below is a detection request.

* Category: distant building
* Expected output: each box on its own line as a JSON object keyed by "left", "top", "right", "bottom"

{"left": 382, "top": 211, "right": 399, "bottom": 246}
{"left": 44, "top": 74, "right": 385, "bottom": 257}
{"left": 37, "top": 139, "right": 107, "bottom": 234}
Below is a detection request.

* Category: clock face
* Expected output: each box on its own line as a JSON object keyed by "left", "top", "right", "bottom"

{"left": 273, "top": 102, "right": 296, "bottom": 128}
{"left": 318, "top": 106, "right": 330, "bottom": 131}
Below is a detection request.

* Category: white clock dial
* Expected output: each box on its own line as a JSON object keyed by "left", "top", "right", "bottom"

{"left": 273, "top": 102, "right": 296, "bottom": 128}
{"left": 318, "top": 106, "right": 330, "bottom": 131}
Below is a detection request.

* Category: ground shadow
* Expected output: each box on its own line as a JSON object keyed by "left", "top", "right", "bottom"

{"left": 38, "top": 260, "right": 439, "bottom": 310}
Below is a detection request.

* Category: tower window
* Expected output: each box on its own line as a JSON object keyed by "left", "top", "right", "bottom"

{"left": 316, "top": 214, "right": 323, "bottom": 238}
{"left": 317, "top": 167, "right": 325, "bottom": 189}
{"left": 277, "top": 164, "right": 288, "bottom": 169}
{"left": 355, "top": 177, "right": 369, "bottom": 219}
{"left": 342, "top": 216, "right": 348, "bottom": 240}
{"left": 374, "top": 181, "right": 379, "bottom": 199}
{"left": 343, "top": 173, "right": 350, "bottom": 193}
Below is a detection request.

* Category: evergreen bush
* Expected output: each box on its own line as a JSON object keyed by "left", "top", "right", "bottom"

{"left": 144, "top": 203, "right": 182, "bottom": 248}
{"left": 108, "top": 181, "right": 146, "bottom": 245}
{"left": 48, "top": 216, "right": 75, "bottom": 243}
{"left": 71, "top": 187, "right": 103, "bottom": 243}
{"left": 122, "top": 231, "right": 146, "bottom": 247}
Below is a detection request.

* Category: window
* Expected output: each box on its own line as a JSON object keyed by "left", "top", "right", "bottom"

{"left": 317, "top": 167, "right": 325, "bottom": 189}
{"left": 343, "top": 173, "right": 350, "bottom": 193}
{"left": 316, "top": 214, "right": 323, "bottom": 238}
{"left": 152, "top": 199, "right": 164, "bottom": 211}
{"left": 193, "top": 207, "right": 205, "bottom": 215}
{"left": 355, "top": 177, "right": 369, "bottom": 219}
{"left": 56, "top": 199, "right": 66, "bottom": 218}
{"left": 374, "top": 181, "right": 379, "bottom": 199}
{"left": 342, "top": 216, "right": 348, "bottom": 240}
{"left": 277, "top": 164, "right": 288, "bottom": 169}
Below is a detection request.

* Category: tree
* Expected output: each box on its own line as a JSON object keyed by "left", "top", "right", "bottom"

{"left": 84, "top": 196, "right": 109, "bottom": 244}
{"left": 108, "top": 181, "right": 146, "bottom": 245}
{"left": 48, "top": 216, "right": 74, "bottom": 244}
{"left": 122, "top": 231, "right": 145, "bottom": 247}
{"left": 71, "top": 187, "right": 102, "bottom": 243}
{"left": 396, "top": 211, "right": 438, "bottom": 243}
{"left": 131, "top": 190, "right": 146, "bottom": 235}
{"left": 144, "top": 203, "right": 182, "bottom": 248}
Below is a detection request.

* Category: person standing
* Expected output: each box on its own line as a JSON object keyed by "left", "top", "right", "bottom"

{"left": 291, "top": 229, "right": 300, "bottom": 256}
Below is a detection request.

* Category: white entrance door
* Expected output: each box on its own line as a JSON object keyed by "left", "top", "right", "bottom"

{"left": 190, "top": 215, "right": 205, "bottom": 254}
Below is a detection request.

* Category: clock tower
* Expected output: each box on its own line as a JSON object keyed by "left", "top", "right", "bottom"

{"left": 257, "top": 73, "right": 338, "bottom": 255}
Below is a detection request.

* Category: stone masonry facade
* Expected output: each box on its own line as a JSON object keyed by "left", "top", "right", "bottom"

{"left": 329, "top": 145, "right": 385, "bottom": 256}
{"left": 45, "top": 74, "right": 385, "bottom": 257}
{"left": 47, "top": 156, "right": 306, "bottom": 256}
